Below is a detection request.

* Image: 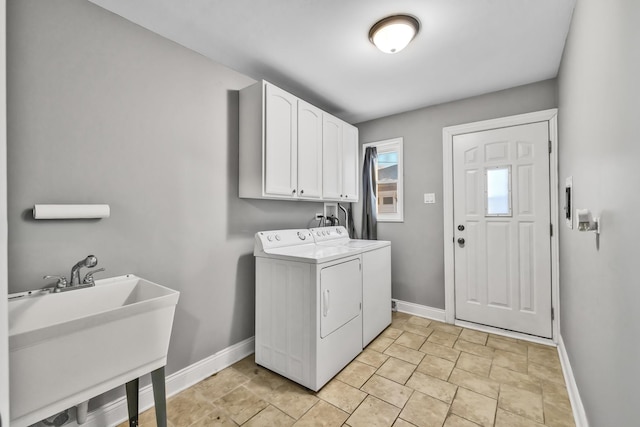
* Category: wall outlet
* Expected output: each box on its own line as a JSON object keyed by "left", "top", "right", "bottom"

{"left": 391, "top": 300, "right": 397, "bottom": 311}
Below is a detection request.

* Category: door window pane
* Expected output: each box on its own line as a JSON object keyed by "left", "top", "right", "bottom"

{"left": 486, "top": 166, "right": 511, "bottom": 216}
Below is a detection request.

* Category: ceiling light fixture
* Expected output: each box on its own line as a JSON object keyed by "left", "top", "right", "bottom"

{"left": 369, "top": 14, "right": 420, "bottom": 54}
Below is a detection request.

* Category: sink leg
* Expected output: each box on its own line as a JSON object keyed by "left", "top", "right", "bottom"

{"left": 151, "top": 366, "right": 167, "bottom": 427}
{"left": 125, "top": 378, "right": 139, "bottom": 427}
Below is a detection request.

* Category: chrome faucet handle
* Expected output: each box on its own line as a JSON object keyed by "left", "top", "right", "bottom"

{"left": 82, "top": 268, "right": 105, "bottom": 286}
{"left": 43, "top": 275, "right": 68, "bottom": 290}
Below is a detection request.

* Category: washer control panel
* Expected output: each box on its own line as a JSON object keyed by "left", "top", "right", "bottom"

{"left": 309, "top": 226, "right": 349, "bottom": 243}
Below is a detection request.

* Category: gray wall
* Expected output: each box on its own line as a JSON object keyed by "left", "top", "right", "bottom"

{"left": 14, "top": 0, "right": 636, "bottom": 424}
{"left": 7, "top": 0, "right": 321, "bottom": 405}
{"left": 557, "top": 0, "right": 640, "bottom": 425}
{"left": 355, "top": 80, "right": 557, "bottom": 309}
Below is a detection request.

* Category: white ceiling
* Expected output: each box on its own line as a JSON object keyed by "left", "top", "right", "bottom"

{"left": 88, "top": 0, "right": 575, "bottom": 124}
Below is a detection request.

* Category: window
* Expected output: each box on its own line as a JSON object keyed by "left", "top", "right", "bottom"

{"left": 485, "top": 166, "right": 512, "bottom": 216}
{"left": 363, "top": 137, "right": 404, "bottom": 222}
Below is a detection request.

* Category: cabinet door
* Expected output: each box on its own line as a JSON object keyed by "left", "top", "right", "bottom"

{"left": 322, "top": 114, "right": 342, "bottom": 200}
{"left": 297, "top": 100, "right": 323, "bottom": 199}
{"left": 264, "top": 83, "right": 297, "bottom": 197}
{"left": 342, "top": 123, "right": 359, "bottom": 201}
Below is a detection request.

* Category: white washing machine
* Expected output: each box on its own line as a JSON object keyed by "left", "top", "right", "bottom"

{"left": 310, "top": 226, "right": 392, "bottom": 346}
{"left": 253, "top": 229, "right": 363, "bottom": 391}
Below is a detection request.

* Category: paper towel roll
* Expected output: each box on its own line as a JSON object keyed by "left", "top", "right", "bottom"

{"left": 33, "top": 204, "right": 110, "bottom": 219}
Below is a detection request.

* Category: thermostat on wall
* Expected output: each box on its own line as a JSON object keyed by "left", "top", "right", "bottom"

{"left": 565, "top": 177, "right": 573, "bottom": 229}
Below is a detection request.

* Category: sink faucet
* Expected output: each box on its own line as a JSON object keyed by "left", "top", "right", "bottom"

{"left": 70, "top": 255, "right": 98, "bottom": 286}
{"left": 41, "top": 255, "right": 103, "bottom": 293}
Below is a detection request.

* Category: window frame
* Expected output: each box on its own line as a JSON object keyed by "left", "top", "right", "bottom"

{"left": 362, "top": 137, "right": 404, "bottom": 223}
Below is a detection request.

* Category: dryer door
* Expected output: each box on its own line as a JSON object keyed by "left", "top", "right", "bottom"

{"left": 320, "top": 258, "right": 362, "bottom": 338}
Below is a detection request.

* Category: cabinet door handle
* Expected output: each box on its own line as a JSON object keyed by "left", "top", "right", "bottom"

{"left": 300, "top": 189, "right": 304, "bottom": 195}
{"left": 292, "top": 189, "right": 296, "bottom": 194}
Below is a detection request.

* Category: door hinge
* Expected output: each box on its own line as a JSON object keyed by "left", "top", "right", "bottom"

{"left": 548, "top": 141, "right": 552, "bottom": 154}
{"left": 550, "top": 223, "right": 553, "bottom": 236}
{"left": 551, "top": 307, "right": 555, "bottom": 320}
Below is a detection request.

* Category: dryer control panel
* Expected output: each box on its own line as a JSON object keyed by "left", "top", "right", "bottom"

{"left": 254, "top": 229, "right": 313, "bottom": 252}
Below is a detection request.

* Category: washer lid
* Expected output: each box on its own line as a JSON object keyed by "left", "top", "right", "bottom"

{"left": 311, "top": 226, "right": 391, "bottom": 252}
{"left": 341, "top": 240, "right": 386, "bottom": 248}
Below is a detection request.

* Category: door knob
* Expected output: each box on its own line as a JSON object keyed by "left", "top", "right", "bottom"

{"left": 457, "top": 238, "right": 465, "bottom": 245}
{"left": 458, "top": 224, "right": 465, "bottom": 231}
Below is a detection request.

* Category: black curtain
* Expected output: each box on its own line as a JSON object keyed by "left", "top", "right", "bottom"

{"left": 361, "top": 146, "right": 378, "bottom": 240}
{"left": 347, "top": 203, "right": 357, "bottom": 239}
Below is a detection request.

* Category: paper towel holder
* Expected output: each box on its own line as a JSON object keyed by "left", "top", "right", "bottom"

{"left": 33, "top": 204, "right": 110, "bottom": 220}
{"left": 576, "top": 208, "right": 600, "bottom": 234}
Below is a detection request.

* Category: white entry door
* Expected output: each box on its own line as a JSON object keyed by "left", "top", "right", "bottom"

{"left": 453, "top": 122, "right": 552, "bottom": 338}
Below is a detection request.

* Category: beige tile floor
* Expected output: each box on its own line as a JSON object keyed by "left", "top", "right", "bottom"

{"left": 120, "top": 312, "right": 575, "bottom": 427}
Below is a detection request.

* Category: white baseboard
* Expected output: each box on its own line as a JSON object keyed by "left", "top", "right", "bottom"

{"left": 63, "top": 336, "right": 255, "bottom": 427}
{"left": 393, "top": 299, "right": 446, "bottom": 322}
{"left": 557, "top": 335, "right": 589, "bottom": 427}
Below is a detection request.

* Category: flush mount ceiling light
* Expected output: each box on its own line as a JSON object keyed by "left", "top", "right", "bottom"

{"left": 369, "top": 14, "right": 420, "bottom": 54}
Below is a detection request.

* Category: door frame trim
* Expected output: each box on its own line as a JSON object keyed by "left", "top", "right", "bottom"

{"left": 442, "top": 109, "right": 559, "bottom": 342}
{"left": 1, "top": 0, "right": 9, "bottom": 422}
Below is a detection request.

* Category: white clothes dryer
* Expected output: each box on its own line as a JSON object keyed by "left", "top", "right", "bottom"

{"left": 253, "top": 229, "right": 363, "bottom": 391}
{"left": 310, "top": 226, "right": 392, "bottom": 346}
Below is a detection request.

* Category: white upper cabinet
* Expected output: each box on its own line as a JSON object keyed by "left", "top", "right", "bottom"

{"left": 322, "top": 114, "right": 343, "bottom": 200}
{"left": 297, "top": 100, "right": 323, "bottom": 199}
{"left": 341, "top": 123, "right": 359, "bottom": 202}
{"left": 239, "top": 80, "right": 358, "bottom": 202}
{"left": 322, "top": 113, "right": 359, "bottom": 202}
{"left": 264, "top": 84, "right": 298, "bottom": 197}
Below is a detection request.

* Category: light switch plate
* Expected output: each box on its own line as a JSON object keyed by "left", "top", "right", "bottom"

{"left": 424, "top": 193, "right": 436, "bottom": 204}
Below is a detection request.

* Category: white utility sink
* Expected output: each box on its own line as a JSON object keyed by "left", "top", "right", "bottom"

{"left": 8, "top": 274, "right": 180, "bottom": 427}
